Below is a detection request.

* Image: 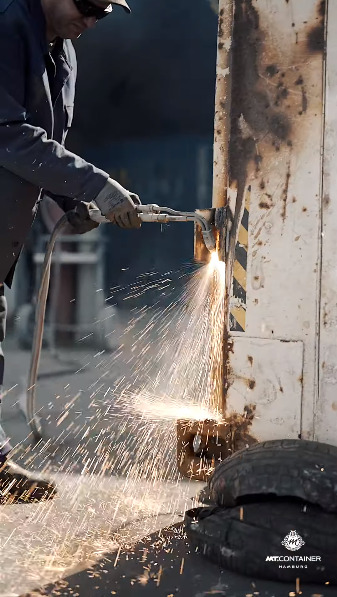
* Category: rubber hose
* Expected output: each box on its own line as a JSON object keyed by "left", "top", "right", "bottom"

{"left": 26, "top": 214, "right": 69, "bottom": 441}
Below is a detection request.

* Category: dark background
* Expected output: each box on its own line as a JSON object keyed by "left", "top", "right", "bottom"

{"left": 68, "top": 0, "right": 218, "bottom": 291}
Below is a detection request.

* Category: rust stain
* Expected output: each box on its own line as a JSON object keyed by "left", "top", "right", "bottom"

{"left": 248, "top": 379, "right": 256, "bottom": 390}
{"left": 259, "top": 199, "right": 272, "bottom": 210}
{"left": 307, "top": 0, "right": 326, "bottom": 54}
{"left": 281, "top": 161, "right": 291, "bottom": 221}
{"left": 228, "top": 0, "right": 300, "bottom": 280}
{"left": 275, "top": 81, "right": 289, "bottom": 107}
{"left": 228, "top": 338, "right": 235, "bottom": 354}
{"left": 176, "top": 406, "right": 257, "bottom": 481}
{"left": 265, "top": 64, "right": 279, "bottom": 78}
{"left": 229, "top": 0, "right": 292, "bottom": 209}
{"left": 230, "top": 404, "right": 257, "bottom": 452}
{"left": 176, "top": 419, "right": 229, "bottom": 481}
{"left": 253, "top": 220, "right": 265, "bottom": 241}
{"left": 222, "top": 0, "right": 321, "bottom": 418}
{"left": 323, "top": 194, "right": 330, "bottom": 207}
{"left": 218, "top": 10, "right": 224, "bottom": 38}
{"left": 301, "top": 86, "right": 308, "bottom": 113}
{"left": 248, "top": 355, "right": 253, "bottom": 365}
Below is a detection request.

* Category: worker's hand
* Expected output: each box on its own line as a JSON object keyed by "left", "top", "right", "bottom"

{"left": 94, "top": 178, "right": 142, "bottom": 229}
{"left": 66, "top": 201, "right": 100, "bottom": 235}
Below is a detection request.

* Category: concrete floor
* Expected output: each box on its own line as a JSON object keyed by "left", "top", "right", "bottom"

{"left": 0, "top": 473, "right": 202, "bottom": 596}
{"left": 20, "top": 522, "right": 337, "bottom": 597}
{"left": 0, "top": 332, "right": 204, "bottom": 595}
{"left": 0, "top": 335, "right": 336, "bottom": 596}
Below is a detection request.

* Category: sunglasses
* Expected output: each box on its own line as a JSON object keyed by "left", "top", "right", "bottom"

{"left": 72, "top": 0, "right": 113, "bottom": 20}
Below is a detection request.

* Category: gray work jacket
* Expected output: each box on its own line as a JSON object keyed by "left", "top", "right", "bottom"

{"left": 0, "top": 0, "right": 109, "bottom": 286}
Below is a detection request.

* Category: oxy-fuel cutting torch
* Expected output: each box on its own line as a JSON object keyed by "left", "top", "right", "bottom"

{"left": 26, "top": 203, "right": 217, "bottom": 441}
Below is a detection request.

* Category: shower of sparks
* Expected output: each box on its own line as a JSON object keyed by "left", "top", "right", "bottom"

{"left": 130, "top": 391, "right": 223, "bottom": 423}
{"left": 1, "top": 254, "right": 227, "bottom": 593}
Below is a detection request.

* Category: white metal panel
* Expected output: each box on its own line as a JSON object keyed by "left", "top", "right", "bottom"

{"left": 227, "top": 336, "right": 303, "bottom": 441}
{"left": 317, "top": 0, "right": 337, "bottom": 445}
{"left": 229, "top": 0, "right": 324, "bottom": 439}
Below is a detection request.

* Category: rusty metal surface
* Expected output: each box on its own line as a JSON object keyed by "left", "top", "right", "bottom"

{"left": 212, "top": 0, "right": 234, "bottom": 210}
{"left": 194, "top": 0, "right": 233, "bottom": 267}
{"left": 226, "top": 336, "right": 303, "bottom": 440}
{"left": 177, "top": 418, "right": 230, "bottom": 481}
{"left": 197, "top": 0, "right": 235, "bottom": 420}
{"left": 193, "top": 0, "right": 327, "bottom": 452}
{"left": 224, "top": 0, "right": 325, "bottom": 441}
{"left": 176, "top": 408, "right": 256, "bottom": 481}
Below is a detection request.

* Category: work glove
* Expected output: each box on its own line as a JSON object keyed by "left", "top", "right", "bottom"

{"left": 65, "top": 201, "right": 100, "bottom": 235}
{"left": 94, "top": 178, "right": 142, "bottom": 229}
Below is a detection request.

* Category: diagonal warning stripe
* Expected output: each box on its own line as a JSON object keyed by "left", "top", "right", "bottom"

{"left": 233, "top": 260, "right": 247, "bottom": 292}
{"left": 230, "top": 306, "right": 246, "bottom": 332}
{"left": 230, "top": 186, "right": 250, "bottom": 332}
{"left": 238, "top": 224, "right": 248, "bottom": 249}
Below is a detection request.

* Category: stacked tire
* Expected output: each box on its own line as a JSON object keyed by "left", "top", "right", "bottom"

{"left": 185, "top": 439, "right": 337, "bottom": 584}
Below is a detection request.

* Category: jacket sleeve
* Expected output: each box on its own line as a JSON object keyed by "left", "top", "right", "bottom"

{"left": 0, "top": 29, "right": 109, "bottom": 202}
{"left": 45, "top": 193, "right": 79, "bottom": 213}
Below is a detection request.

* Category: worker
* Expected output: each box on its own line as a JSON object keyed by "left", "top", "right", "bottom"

{"left": 0, "top": 0, "right": 141, "bottom": 504}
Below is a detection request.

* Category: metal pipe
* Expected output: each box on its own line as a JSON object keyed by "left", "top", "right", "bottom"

{"left": 212, "top": 0, "right": 234, "bottom": 210}
{"left": 209, "top": 0, "right": 234, "bottom": 417}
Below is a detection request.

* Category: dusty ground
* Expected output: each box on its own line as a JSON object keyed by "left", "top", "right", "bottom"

{"left": 0, "top": 328, "right": 205, "bottom": 595}
{"left": 0, "top": 331, "right": 335, "bottom": 597}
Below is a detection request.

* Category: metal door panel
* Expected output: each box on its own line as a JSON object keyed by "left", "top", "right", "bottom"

{"left": 227, "top": 336, "right": 303, "bottom": 442}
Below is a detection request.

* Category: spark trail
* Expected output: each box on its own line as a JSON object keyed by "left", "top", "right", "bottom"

{"left": 3, "top": 254, "right": 227, "bottom": 591}
{"left": 99, "top": 252, "right": 226, "bottom": 483}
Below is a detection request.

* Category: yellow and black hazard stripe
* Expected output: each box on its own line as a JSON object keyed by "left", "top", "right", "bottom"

{"left": 230, "top": 186, "right": 250, "bottom": 332}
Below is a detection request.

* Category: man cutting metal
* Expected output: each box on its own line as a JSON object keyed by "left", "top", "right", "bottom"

{"left": 0, "top": 0, "right": 141, "bottom": 503}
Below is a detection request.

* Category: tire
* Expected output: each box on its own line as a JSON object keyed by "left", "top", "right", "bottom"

{"left": 209, "top": 439, "right": 337, "bottom": 513}
{"left": 185, "top": 502, "right": 337, "bottom": 583}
